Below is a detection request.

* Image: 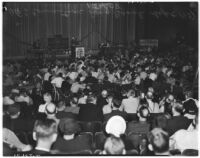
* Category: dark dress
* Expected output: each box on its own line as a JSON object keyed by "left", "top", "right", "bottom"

{"left": 78, "top": 103, "right": 103, "bottom": 122}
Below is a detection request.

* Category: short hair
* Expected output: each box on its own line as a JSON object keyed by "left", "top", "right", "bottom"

{"left": 173, "top": 102, "right": 184, "bottom": 114}
{"left": 43, "top": 92, "right": 52, "bottom": 97}
{"left": 59, "top": 118, "right": 80, "bottom": 135}
{"left": 154, "top": 114, "right": 168, "bottom": 130}
{"left": 86, "top": 93, "right": 97, "bottom": 103}
{"left": 128, "top": 89, "right": 135, "bottom": 96}
{"left": 104, "top": 135, "right": 125, "bottom": 155}
{"left": 138, "top": 106, "right": 150, "bottom": 118}
{"left": 148, "top": 128, "right": 169, "bottom": 153}
{"left": 112, "top": 98, "right": 122, "bottom": 108}
{"left": 33, "top": 118, "right": 57, "bottom": 140}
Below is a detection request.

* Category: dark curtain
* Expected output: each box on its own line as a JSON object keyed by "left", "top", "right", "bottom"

{"left": 3, "top": 2, "right": 136, "bottom": 58}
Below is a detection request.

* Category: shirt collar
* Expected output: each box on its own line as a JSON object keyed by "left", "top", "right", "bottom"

{"left": 35, "top": 146, "right": 50, "bottom": 152}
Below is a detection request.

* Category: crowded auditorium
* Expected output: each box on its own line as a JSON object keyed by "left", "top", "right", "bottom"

{"left": 2, "top": 2, "right": 199, "bottom": 156}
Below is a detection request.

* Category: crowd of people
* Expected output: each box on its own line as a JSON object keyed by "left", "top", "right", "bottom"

{"left": 3, "top": 44, "right": 198, "bottom": 156}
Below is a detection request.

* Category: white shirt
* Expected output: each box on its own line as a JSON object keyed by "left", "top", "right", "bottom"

{"left": 103, "top": 104, "right": 112, "bottom": 115}
{"left": 120, "top": 97, "right": 139, "bottom": 113}
{"left": 134, "top": 76, "right": 141, "bottom": 85}
{"left": 170, "top": 129, "right": 198, "bottom": 152}
{"left": 51, "top": 77, "right": 64, "bottom": 88}
{"left": 38, "top": 103, "right": 48, "bottom": 113}
{"left": 70, "top": 82, "right": 85, "bottom": 93}
{"left": 149, "top": 72, "right": 157, "bottom": 81}
{"left": 44, "top": 72, "right": 51, "bottom": 81}
{"left": 78, "top": 96, "right": 87, "bottom": 104}
{"left": 147, "top": 100, "right": 160, "bottom": 113}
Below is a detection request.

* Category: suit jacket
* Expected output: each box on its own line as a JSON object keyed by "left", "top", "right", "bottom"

{"left": 52, "top": 136, "right": 91, "bottom": 153}
{"left": 166, "top": 116, "right": 191, "bottom": 136}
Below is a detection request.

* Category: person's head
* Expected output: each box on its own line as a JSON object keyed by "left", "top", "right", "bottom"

{"left": 70, "top": 96, "right": 78, "bottom": 107}
{"left": 33, "top": 118, "right": 57, "bottom": 147}
{"left": 148, "top": 87, "right": 154, "bottom": 93}
{"left": 101, "top": 90, "right": 108, "bottom": 98}
{"left": 43, "top": 92, "right": 52, "bottom": 103}
{"left": 172, "top": 102, "right": 184, "bottom": 116}
{"left": 137, "top": 106, "right": 150, "bottom": 121}
{"left": 112, "top": 98, "right": 122, "bottom": 109}
{"left": 184, "top": 91, "right": 193, "bottom": 99}
{"left": 148, "top": 128, "right": 169, "bottom": 155}
{"left": 59, "top": 118, "right": 80, "bottom": 136}
{"left": 36, "top": 82, "right": 42, "bottom": 89}
{"left": 154, "top": 114, "right": 168, "bottom": 130}
{"left": 166, "top": 94, "right": 174, "bottom": 103}
{"left": 86, "top": 93, "right": 97, "bottom": 104}
{"left": 103, "top": 135, "right": 126, "bottom": 155}
{"left": 183, "top": 99, "right": 198, "bottom": 116}
{"left": 7, "top": 103, "right": 20, "bottom": 119}
{"left": 57, "top": 100, "right": 65, "bottom": 111}
{"left": 146, "top": 91, "right": 153, "bottom": 100}
{"left": 45, "top": 103, "right": 57, "bottom": 117}
{"left": 127, "top": 89, "right": 135, "bottom": 98}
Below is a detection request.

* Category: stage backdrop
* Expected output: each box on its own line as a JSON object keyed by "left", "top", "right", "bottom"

{"left": 3, "top": 2, "right": 137, "bottom": 58}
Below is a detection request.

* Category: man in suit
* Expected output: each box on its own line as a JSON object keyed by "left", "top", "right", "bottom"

{"left": 126, "top": 106, "right": 150, "bottom": 135}
{"left": 166, "top": 102, "right": 191, "bottom": 136}
{"left": 104, "top": 98, "right": 128, "bottom": 122}
{"left": 32, "top": 118, "right": 57, "bottom": 155}
{"left": 78, "top": 93, "right": 103, "bottom": 122}
{"left": 3, "top": 103, "right": 35, "bottom": 133}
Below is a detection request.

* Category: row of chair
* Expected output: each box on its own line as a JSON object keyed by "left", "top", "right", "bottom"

{"left": 16, "top": 130, "right": 148, "bottom": 151}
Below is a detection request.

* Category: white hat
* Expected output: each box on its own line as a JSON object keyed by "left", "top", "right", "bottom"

{"left": 3, "top": 96, "right": 15, "bottom": 105}
{"left": 105, "top": 116, "right": 126, "bottom": 137}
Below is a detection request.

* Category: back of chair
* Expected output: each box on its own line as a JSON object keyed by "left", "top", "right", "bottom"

{"left": 78, "top": 121, "right": 102, "bottom": 134}
{"left": 94, "top": 149, "right": 102, "bottom": 155}
{"left": 182, "top": 149, "right": 198, "bottom": 156}
{"left": 78, "top": 132, "right": 93, "bottom": 148}
{"left": 127, "top": 132, "right": 147, "bottom": 151}
{"left": 94, "top": 132, "right": 107, "bottom": 150}
{"left": 126, "top": 149, "right": 139, "bottom": 155}
{"left": 127, "top": 113, "right": 138, "bottom": 122}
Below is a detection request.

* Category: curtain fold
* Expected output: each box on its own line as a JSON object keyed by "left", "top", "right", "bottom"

{"left": 3, "top": 2, "right": 136, "bottom": 58}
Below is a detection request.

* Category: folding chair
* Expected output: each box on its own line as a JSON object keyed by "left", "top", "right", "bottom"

{"left": 182, "top": 149, "right": 198, "bottom": 156}
{"left": 94, "top": 132, "right": 107, "bottom": 150}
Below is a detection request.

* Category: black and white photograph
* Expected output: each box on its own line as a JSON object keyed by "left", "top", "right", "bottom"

{"left": 2, "top": 1, "right": 199, "bottom": 156}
